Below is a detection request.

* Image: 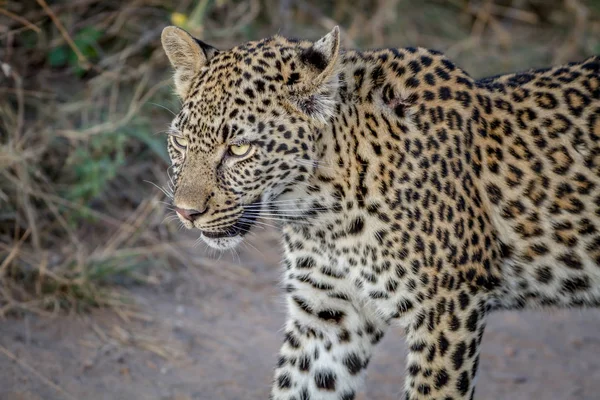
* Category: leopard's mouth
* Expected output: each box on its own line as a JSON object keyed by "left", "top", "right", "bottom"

{"left": 200, "top": 197, "right": 261, "bottom": 242}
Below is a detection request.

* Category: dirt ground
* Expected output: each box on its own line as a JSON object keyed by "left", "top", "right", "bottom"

{"left": 1, "top": 228, "right": 600, "bottom": 400}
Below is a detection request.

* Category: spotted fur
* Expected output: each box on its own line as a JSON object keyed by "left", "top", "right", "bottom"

{"left": 160, "top": 25, "right": 600, "bottom": 399}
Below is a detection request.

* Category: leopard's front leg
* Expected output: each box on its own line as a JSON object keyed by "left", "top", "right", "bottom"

{"left": 270, "top": 290, "right": 388, "bottom": 400}
{"left": 402, "top": 290, "right": 490, "bottom": 400}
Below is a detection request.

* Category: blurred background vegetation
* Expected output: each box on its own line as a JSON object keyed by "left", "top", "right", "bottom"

{"left": 1, "top": 0, "right": 599, "bottom": 316}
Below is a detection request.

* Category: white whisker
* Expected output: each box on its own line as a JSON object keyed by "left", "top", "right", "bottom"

{"left": 242, "top": 206, "right": 329, "bottom": 212}
{"left": 163, "top": 215, "right": 180, "bottom": 224}
{"left": 243, "top": 238, "right": 265, "bottom": 258}
{"left": 242, "top": 212, "right": 323, "bottom": 218}
{"left": 238, "top": 217, "right": 280, "bottom": 230}
{"left": 144, "top": 180, "right": 173, "bottom": 199}
{"left": 149, "top": 102, "right": 177, "bottom": 116}
{"left": 251, "top": 216, "right": 313, "bottom": 225}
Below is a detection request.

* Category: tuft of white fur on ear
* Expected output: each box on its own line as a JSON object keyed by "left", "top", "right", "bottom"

{"left": 161, "top": 26, "right": 217, "bottom": 99}
{"left": 292, "top": 26, "right": 341, "bottom": 123}
{"left": 293, "top": 76, "right": 340, "bottom": 124}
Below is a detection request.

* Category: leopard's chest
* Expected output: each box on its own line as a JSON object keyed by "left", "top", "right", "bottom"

{"left": 281, "top": 220, "right": 420, "bottom": 324}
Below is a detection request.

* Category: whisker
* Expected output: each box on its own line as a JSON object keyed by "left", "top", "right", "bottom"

{"left": 243, "top": 200, "right": 328, "bottom": 209}
{"left": 241, "top": 216, "right": 319, "bottom": 223}
{"left": 242, "top": 207, "right": 329, "bottom": 212}
{"left": 241, "top": 212, "right": 324, "bottom": 218}
{"left": 163, "top": 216, "right": 180, "bottom": 224}
{"left": 238, "top": 217, "right": 280, "bottom": 230}
{"left": 149, "top": 102, "right": 177, "bottom": 116}
{"left": 243, "top": 199, "right": 327, "bottom": 206}
{"left": 249, "top": 216, "right": 313, "bottom": 225}
{"left": 243, "top": 203, "right": 318, "bottom": 210}
{"left": 248, "top": 198, "right": 312, "bottom": 205}
{"left": 243, "top": 239, "right": 265, "bottom": 258}
{"left": 153, "top": 128, "right": 172, "bottom": 136}
{"left": 143, "top": 180, "right": 173, "bottom": 199}
{"left": 229, "top": 247, "right": 238, "bottom": 264}
{"left": 194, "top": 235, "right": 204, "bottom": 248}
{"left": 166, "top": 166, "right": 177, "bottom": 189}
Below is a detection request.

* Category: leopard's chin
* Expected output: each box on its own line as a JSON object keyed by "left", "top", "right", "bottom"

{"left": 201, "top": 234, "right": 244, "bottom": 250}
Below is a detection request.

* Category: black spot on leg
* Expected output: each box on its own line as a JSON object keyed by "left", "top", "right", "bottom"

{"left": 466, "top": 309, "right": 479, "bottom": 332}
{"left": 299, "top": 354, "right": 311, "bottom": 372}
{"left": 452, "top": 342, "right": 467, "bottom": 370}
{"left": 408, "top": 363, "right": 421, "bottom": 376}
{"left": 426, "top": 344, "right": 436, "bottom": 362}
{"left": 296, "top": 257, "right": 316, "bottom": 269}
{"left": 448, "top": 314, "right": 461, "bottom": 331}
{"left": 315, "top": 369, "right": 337, "bottom": 391}
{"left": 317, "top": 309, "right": 345, "bottom": 323}
{"left": 535, "top": 266, "right": 553, "bottom": 284}
{"left": 458, "top": 291, "right": 470, "bottom": 310}
{"left": 338, "top": 329, "right": 351, "bottom": 343}
{"left": 561, "top": 276, "right": 590, "bottom": 293}
{"left": 558, "top": 253, "right": 583, "bottom": 269}
{"left": 293, "top": 296, "right": 313, "bottom": 315}
{"left": 343, "top": 353, "right": 363, "bottom": 375}
{"left": 340, "top": 391, "right": 356, "bottom": 400}
{"left": 285, "top": 331, "right": 301, "bottom": 349}
{"left": 397, "top": 298, "right": 414, "bottom": 313}
{"left": 299, "top": 386, "right": 310, "bottom": 400}
{"left": 410, "top": 340, "right": 426, "bottom": 352}
{"left": 456, "top": 370, "right": 471, "bottom": 396}
{"left": 417, "top": 384, "right": 431, "bottom": 395}
{"left": 439, "top": 333, "right": 450, "bottom": 356}
{"left": 277, "top": 372, "right": 292, "bottom": 389}
{"left": 434, "top": 369, "right": 449, "bottom": 389}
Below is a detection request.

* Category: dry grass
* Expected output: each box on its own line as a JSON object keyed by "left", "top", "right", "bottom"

{"left": 0, "top": 0, "right": 599, "bottom": 316}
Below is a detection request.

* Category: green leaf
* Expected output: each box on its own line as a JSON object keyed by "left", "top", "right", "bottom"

{"left": 74, "top": 27, "right": 102, "bottom": 59}
{"left": 48, "top": 46, "right": 68, "bottom": 67}
{"left": 77, "top": 27, "right": 103, "bottom": 45}
{"left": 63, "top": 130, "right": 129, "bottom": 204}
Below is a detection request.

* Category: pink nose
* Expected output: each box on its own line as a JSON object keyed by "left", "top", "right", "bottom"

{"left": 174, "top": 206, "right": 207, "bottom": 222}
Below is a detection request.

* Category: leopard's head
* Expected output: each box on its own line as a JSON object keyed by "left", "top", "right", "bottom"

{"left": 161, "top": 26, "right": 341, "bottom": 249}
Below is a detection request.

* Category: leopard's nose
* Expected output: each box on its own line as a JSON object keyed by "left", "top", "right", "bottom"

{"left": 174, "top": 206, "right": 208, "bottom": 222}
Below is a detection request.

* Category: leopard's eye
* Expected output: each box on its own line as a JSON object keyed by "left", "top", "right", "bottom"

{"left": 228, "top": 143, "right": 251, "bottom": 157}
{"left": 171, "top": 135, "right": 188, "bottom": 150}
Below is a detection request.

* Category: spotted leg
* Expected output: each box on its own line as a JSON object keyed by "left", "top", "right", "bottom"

{"left": 270, "top": 294, "right": 388, "bottom": 400}
{"left": 403, "top": 291, "right": 489, "bottom": 400}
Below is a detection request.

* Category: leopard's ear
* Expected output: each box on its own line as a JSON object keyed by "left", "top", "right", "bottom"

{"left": 293, "top": 26, "right": 341, "bottom": 123}
{"left": 161, "top": 26, "right": 219, "bottom": 98}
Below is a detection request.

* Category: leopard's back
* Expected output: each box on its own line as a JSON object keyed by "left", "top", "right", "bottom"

{"left": 474, "top": 56, "right": 600, "bottom": 308}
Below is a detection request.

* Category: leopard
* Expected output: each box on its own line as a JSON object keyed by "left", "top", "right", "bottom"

{"left": 159, "top": 25, "right": 600, "bottom": 400}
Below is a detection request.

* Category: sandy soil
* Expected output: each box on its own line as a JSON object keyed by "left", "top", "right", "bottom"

{"left": 1, "top": 228, "right": 600, "bottom": 400}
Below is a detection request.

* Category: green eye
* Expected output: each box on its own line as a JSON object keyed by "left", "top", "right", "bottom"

{"left": 171, "top": 135, "right": 188, "bottom": 149}
{"left": 229, "top": 143, "right": 251, "bottom": 157}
